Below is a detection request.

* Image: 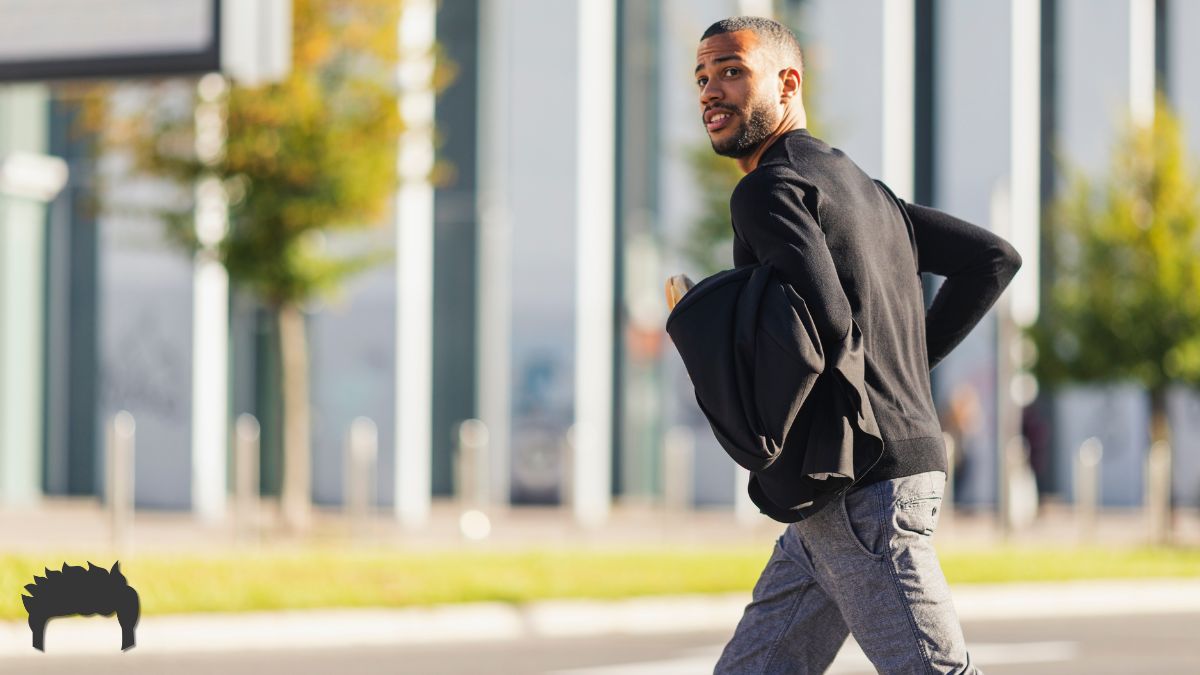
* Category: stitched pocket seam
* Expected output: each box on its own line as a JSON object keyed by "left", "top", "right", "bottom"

{"left": 897, "top": 493, "right": 942, "bottom": 511}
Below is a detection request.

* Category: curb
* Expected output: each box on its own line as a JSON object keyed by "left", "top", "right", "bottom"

{"left": 3, "top": 579, "right": 1199, "bottom": 657}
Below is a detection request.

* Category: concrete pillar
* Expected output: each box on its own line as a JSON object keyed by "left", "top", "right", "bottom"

{"left": 476, "top": 0, "right": 513, "bottom": 511}
{"left": 191, "top": 73, "right": 231, "bottom": 522}
{"left": 995, "top": 0, "right": 1044, "bottom": 534}
{"left": 1129, "top": 0, "right": 1156, "bottom": 126}
{"left": 882, "top": 0, "right": 915, "bottom": 200}
{"left": 0, "top": 84, "right": 50, "bottom": 507}
{"left": 572, "top": 0, "right": 617, "bottom": 527}
{"left": 394, "top": 0, "right": 437, "bottom": 528}
{"left": 1009, "top": 0, "right": 1041, "bottom": 329}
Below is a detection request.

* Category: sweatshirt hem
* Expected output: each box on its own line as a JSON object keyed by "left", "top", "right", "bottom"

{"left": 846, "top": 434, "right": 947, "bottom": 492}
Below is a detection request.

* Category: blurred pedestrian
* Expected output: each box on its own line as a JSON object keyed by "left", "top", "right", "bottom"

{"left": 941, "top": 381, "right": 984, "bottom": 501}
{"left": 694, "top": 16, "right": 1021, "bottom": 674}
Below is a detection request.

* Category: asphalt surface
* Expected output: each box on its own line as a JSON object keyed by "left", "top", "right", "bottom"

{"left": 7, "top": 611, "right": 1199, "bottom": 674}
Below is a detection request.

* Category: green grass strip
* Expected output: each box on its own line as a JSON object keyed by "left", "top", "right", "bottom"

{"left": 2, "top": 544, "right": 1197, "bottom": 621}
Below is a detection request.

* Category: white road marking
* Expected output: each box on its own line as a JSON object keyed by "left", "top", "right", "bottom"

{"left": 547, "top": 640, "right": 1078, "bottom": 675}
{"left": 826, "top": 639, "right": 1079, "bottom": 673}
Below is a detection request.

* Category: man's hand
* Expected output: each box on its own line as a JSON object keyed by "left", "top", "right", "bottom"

{"left": 665, "top": 274, "right": 695, "bottom": 311}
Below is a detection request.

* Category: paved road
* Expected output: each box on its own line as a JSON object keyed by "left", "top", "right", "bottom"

{"left": 7, "top": 612, "right": 1199, "bottom": 674}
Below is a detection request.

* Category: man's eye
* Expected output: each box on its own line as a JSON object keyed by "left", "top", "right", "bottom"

{"left": 723, "top": 67, "right": 739, "bottom": 77}
{"left": 696, "top": 76, "right": 708, "bottom": 88}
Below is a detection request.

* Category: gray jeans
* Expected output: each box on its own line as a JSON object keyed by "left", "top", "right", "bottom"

{"left": 714, "top": 470, "right": 980, "bottom": 674}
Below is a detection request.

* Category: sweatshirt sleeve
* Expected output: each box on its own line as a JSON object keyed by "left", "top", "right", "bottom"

{"left": 903, "top": 199, "right": 1023, "bottom": 370}
{"left": 729, "top": 166, "right": 853, "bottom": 352}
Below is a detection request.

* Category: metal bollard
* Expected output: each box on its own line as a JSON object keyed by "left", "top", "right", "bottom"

{"left": 560, "top": 425, "right": 575, "bottom": 508}
{"left": 344, "top": 417, "right": 379, "bottom": 537}
{"left": 235, "top": 414, "right": 261, "bottom": 543}
{"left": 106, "top": 411, "right": 136, "bottom": 554}
{"left": 1146, "top": 440, "right": 1172, "bottom": 545}
{"left": 454, "top": 418, "right": 490, "bottom": 509}
{"left": 733, "top": 464, "right": 759, "bottom": 527}
{"left": 1005, "top": 436, "right": 1038, "bottom": 531}
{"left": 662, "top": 426, "right": 695, "bottom": 513}
{"left": 454, "top": 419, "right": 492, "bottom": 540}
{"left": 1075, "top": 437, "right": 1102, "bottom": 542}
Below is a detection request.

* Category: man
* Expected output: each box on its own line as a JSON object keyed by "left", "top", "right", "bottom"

{"left": 696, "top": 16, "right": 1022, "bottom": 675}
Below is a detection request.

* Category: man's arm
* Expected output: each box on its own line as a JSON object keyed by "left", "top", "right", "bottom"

{"left": 730, "top": 166, "right": 853, "bottom": 351}
{"left": 902, "top": 199, "right": 1023, "bottom": 370}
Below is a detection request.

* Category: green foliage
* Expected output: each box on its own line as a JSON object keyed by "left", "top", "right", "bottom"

{"left": 1030, "top": 97, "right": 1200, "bottom": 392}
{"left": 129, "top": 0, "right": 407, "bottom": 307}
{"left": 682, "top": 143, "right": 745, "bottom": 276}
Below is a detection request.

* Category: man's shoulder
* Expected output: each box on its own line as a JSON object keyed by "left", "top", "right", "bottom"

{"left": 766, "top": 130, "right": 868, "bottom": 181}
{"left": 731, "top": 161, "right": 812, "bottom": 204}
{"left": 729, "top": 165, "right": 819, "bottom": 225}
{"left": 737, "top": 131, "right": 853, "bottom": 190}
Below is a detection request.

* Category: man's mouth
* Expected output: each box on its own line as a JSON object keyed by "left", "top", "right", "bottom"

{"left": 705, "top": 110, "right": 734, "bottom": 132}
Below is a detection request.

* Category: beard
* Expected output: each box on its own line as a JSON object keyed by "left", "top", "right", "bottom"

{"left": 709, "top": 94, "right": 777, "bottom": 158}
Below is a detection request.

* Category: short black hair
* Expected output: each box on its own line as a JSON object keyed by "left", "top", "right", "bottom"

{"left": 701, "top": 16, "right": 804, "bottom": 73}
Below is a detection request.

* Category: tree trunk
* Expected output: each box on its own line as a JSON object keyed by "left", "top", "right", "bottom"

{"left": 278, "top": 301, "right": 312, "bottom": 533}
{"left": 1147, "top": 386, "right": 1173, "bottom": 544}
{"left": 1149, "top": 387, "right": 1171, "bottom": 447}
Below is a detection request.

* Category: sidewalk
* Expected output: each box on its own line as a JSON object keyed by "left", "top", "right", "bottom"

{"left": 3, "top": 578, "right": 1200, "bottom": 657}
{"left": 3, "top": 495, "right": 1199, "bottom": 555}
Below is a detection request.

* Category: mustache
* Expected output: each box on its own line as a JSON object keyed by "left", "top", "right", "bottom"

{"left": 704, "top": 104, "right": 737, "bottom": 123}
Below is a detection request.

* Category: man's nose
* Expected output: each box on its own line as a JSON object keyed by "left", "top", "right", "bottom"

{"left": 700, "top": 81, "right": 722, "bottom": 106}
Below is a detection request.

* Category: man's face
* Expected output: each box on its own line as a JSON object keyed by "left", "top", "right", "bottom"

{"left": 695, "top": 30, "right": 779, "bottom": 158}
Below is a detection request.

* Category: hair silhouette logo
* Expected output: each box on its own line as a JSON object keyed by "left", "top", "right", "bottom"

{"left": 21, "top": 561, "right": 140, "bottom": 652}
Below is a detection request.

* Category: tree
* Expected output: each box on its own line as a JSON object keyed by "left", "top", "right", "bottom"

{"left": 681, "top": 142, "right": 745, "bottom": 276}
{"left": 119, "top": 0, "right": 430, "bottom": 531}
{"left": 1029, "top": 96, "right": 1200, "bottom": 521}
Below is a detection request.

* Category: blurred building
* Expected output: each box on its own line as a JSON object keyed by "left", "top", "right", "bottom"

{"left": 3, "top": 0, "right": 1200, "bottom": 518}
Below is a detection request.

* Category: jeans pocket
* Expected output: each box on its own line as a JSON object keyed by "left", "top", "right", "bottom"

{"left": 894, "top": 494, "right": 942, "bottom": 536}
{"left": 838, "top": 489, "right": 885, "bottom": 560}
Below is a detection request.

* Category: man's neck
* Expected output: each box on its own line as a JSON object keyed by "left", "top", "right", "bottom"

{"left": 737, "top": 110, "right": 807, "bottom": 174}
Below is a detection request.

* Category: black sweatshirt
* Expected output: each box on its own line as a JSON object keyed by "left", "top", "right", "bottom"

{"left": 730, "top": 128, "right": 1022, "bottom": 491}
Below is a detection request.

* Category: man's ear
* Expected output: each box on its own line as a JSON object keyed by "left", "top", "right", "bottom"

{"left": 778, "top": 66, "right": 802, "bottom": 102}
